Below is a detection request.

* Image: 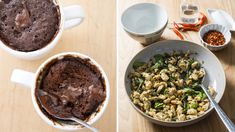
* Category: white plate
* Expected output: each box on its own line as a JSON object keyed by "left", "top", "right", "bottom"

{"left": 207, "top": 9, "right": 235, "bottom": 32}
{"left": 124, "top": 40, "right": 226, "bottom": 127}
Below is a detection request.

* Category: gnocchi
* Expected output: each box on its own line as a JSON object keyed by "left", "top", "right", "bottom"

{"left": 129, "top": 52, "right": 216, "bottom": 122}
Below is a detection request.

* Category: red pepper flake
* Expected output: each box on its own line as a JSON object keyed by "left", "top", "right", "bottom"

{"left": 203, "top": 30, "right": 225, "bottom": 46}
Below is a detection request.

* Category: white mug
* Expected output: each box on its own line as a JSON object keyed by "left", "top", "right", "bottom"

{"left": 0, "top": 0, "right": 85, "bottom": 60}
{"left": 10, "top": 52, "right": 110, "bottom": 131}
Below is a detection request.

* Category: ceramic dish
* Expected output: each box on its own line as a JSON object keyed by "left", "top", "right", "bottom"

{"left": 199, "top": 24, "right": 231, "bottom": 51}
{"left": 121, "top": 3, "right": 168, "bottom": 45}
{"left": 207, "top": 9, "right": 235, "bottom": 32}
{"left": 124, "top": 23, "right": 167, "bottom": 46}
{"left": 124, "top": 40, "right": 226, "bottom": 127}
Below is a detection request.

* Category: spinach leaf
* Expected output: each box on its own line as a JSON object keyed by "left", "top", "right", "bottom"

{"left": 154, "top": 102, "right": 164, "bottom": 109}
{"left": 189, "top": 59, "right": 194, "bottom": 68}
{"left": 154, "top": 54, "right": 164, "bottom": 62}
{"left": 182, "top": 94, "right": 188, "bottom": 112}
{"left": 135, "top": 78, "right": 144, "bottom": 90}
{"left": 192, "top": 83, "right": 201, "bottom": 90}
{"left": 133, "top": 61, "right": 145, "bottom": 69}
{"left": 150, "top": 61, "right": 164, "bottom": 70}
{"left": 150, "top": 54, "right": 165, "bottom": 70}
{"left": 197, "top": 91, "right": 207, "bottom": 100}
{"left": 184, "top": 87, "right": 196, "bottom": 95}
{"left": 188, "top": 102, "right": 198, "bottom": 109}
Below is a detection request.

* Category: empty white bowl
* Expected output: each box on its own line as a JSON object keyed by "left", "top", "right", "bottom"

{"left": 121, "top": 3, "right": 168, "bottom": 45}
{"left": 199, "top": 24, "right": 231, "bottom": 51}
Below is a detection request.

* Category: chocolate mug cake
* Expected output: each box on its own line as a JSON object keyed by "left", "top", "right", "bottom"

{"left": 0, "top": 0, "right": 60, "bottom": 52}
{"left": 35, "top": 56, "right": 106, "bottom": 122}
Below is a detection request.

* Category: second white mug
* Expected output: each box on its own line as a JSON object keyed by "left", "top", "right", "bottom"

{"left": 10, "top": 52, "right": 110, "bottom": 131}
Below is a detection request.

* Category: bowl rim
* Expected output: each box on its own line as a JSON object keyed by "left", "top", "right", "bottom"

{"left": 124, "top": 40, "right": 226, "bottom": 125}
{"left": 199, "top": 23, "right": 231, "bottom": 48}
{"left": 121, "top": 2, "right": 168, "bottom": 36}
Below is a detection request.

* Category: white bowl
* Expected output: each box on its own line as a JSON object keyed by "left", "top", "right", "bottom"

{"left": 124, "top": 40, "right": 226, "bottom": 127}
{"left": 121, "top": 3, "right": 168, "bottom": 45}
{"left": 199, "top": 24, "right": 231, "bottom": 51}
{"left": 124, "top": 23, "right": 167, "bottom": 46}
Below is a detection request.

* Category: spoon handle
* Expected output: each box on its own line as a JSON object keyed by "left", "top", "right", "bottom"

{"left": 201, "top": 85, "right": 235, "bottom": 132}
{"left": 71, "top": 117, "right": 98, "bottom": 132}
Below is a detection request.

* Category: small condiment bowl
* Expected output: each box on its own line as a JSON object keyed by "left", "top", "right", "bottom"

{"left": 199, "top": 24, "right": 231, "bottom": 51}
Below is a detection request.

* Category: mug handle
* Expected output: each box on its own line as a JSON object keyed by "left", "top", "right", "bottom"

{"left": 11, "top": 69, "right": 35, "bottom": 88}
{"left": 63, "top": 5, "right": 85, "bottom": 29}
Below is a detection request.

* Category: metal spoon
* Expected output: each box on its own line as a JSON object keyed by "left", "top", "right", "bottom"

{"left": 50, "top": 114, "right": 98, "bottom": 132}
{"left": 200, "top": 69, "right": 235, "bottom": 132}
{"left": 38, "top": 90, "right": 98, "bottom": 132}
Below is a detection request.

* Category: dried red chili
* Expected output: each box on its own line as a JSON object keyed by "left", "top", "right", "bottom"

{"left": 173, "top": 12, "right": 207, "bottom": 32}
{"left": 203, "top": 30, "right": 225, "bottom": 46}
{"left": 172, "top": 27, "right": 184, "bottom": 40}
{"left": 171, "top": 12, "right": 207, "bottom": 40}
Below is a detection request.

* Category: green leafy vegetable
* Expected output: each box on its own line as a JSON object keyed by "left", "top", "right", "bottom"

{"left": 184, "top": 87, "right": 196, "bottom": 95}
{"left": 133, "top": 61, "right": 145, "bottom": 69}
{"left": 150, "top": 61, "right": 164, "bottom": 70}
{"left": 202, "top": 92, "right": 207, "bottom": 100}
{"left": 181, "top": 94, "right": 188, "bottom": 112}
{"left": 189, "top": 59, "right": 194, "bottom": 67}
{"left": 163, "top": 88, "right": 168, "bottom": 95}
{"left": 134, "top": 78, "right": 144, "bottom": 89}
{"left": 197, "top": 91, "right": 207, "bottom": 100}
{"left": 192, "top": 83, "right": 201, "bottom": 90}
{"left": 188, "top": 102, "right": 198, "bottom": 109}
{"left": 154, "top": 102, "right": 164, "bottom": 109}
{"left": 154, "top": 54, "right": 164, "bottom": 62}
{"left": 169, "top": 76, "right": 176, "bottom": 81}
{"left": 150, "top": 54, "right": 165, "bottom": 70}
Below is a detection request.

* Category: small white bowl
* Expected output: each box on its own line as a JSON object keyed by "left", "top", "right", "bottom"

{"left": 121, "top": 3, "right": 168, "bottom": 45}
{"left": 199, "top": 24, "right": 231, "bottom": 51}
